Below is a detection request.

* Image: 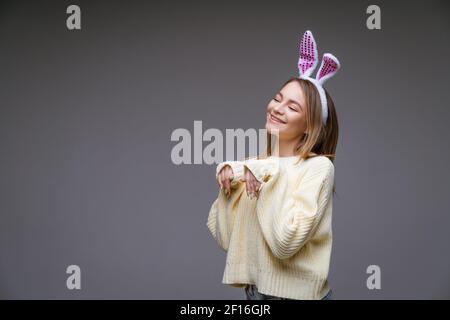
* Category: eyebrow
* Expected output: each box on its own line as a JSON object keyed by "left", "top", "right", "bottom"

{"left": 277, "top": 92, "right": 303, "bottom": 110}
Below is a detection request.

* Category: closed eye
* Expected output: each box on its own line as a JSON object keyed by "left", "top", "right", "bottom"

{"left": 273, "top": 93, "right": 282, "bottom": 102}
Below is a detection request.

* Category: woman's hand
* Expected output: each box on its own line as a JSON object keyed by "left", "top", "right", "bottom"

{"left": 242, "top": 166, "right": 261, "bottom": 199}
{"left": 217, "top": 165, "right": 234, "bottom": 198}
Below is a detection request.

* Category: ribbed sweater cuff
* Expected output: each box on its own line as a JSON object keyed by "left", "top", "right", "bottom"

{"left": 243, "top": 157, "right": 279, "bottom": 184}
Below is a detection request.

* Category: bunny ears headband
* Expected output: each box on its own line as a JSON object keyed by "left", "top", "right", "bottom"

{"left": 297, "top": 30, "right": 340, "bottom": 124}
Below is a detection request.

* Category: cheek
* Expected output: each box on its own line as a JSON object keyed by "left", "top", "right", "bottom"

{"left": 286, "top": 113, "right": 306, "bottom": 133}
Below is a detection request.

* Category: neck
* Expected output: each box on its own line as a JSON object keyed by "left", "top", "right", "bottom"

{"left": 271, "top": 137, "right": 300, "bottom": 157}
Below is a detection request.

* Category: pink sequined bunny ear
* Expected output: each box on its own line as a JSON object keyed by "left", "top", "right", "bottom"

{"left": 298, "top": 30, "right": 319, "bottom": 77}
{"left": 315, "top": 53, "right": 340, "bottom": 86}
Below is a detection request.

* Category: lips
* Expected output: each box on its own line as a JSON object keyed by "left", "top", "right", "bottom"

{"left": 269, "top": 113, "right": 286, "bottom": 124}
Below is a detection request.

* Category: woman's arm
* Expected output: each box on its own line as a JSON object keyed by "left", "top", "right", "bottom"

{"left": 206, "top": 160, "right": 246, "bottom": 252}
{"left": 246, "top": 157, "right": 335, "bottom": 260}
{"left": 207, "top": 157, "right": 278, "bottom": 252}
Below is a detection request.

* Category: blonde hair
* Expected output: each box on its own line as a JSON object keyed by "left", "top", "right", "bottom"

{"left": 260, "top": 77, "right": 339, "bottom": 195}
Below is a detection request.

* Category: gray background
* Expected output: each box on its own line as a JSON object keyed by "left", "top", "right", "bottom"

{"left": 0, "top": 0, "right": 449, "bottom": 299}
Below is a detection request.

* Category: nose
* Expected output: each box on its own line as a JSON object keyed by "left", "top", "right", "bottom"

{"left": 273, "top": 103, "right": 284, "bottom": 115}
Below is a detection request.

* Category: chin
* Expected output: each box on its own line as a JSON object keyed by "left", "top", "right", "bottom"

{"left": 265, "top": 123, "right": 282, "bottom": 135}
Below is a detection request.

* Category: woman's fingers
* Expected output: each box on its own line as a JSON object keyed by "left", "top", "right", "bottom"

{"left": 217, "top": 170, "right": 223, "bottom": 189}
{"left": 251, "top": 172, "right": 261, "bottom": 198}
{"left": 221, "top": 171, "right": 228, "bottom": 197}
{"left": 247, "top": 170, "right": 256, "bottom": 199}
{"left": 219, "top": 170, "right": 224, "bottom": 189}
{"left": 244, "top": 169, "right": 261, "bottom": 199}
{"left": 226, "top": 167, "right": 234, "bottom": 197}
{"left": 250, "top": 177, "right": 258, "bottom": 199}
{"left": 224, "top": 176, "right": 231, "bottom": 198}
{"left": 244, "top": 169, "right": 251, "bottom": 198}
{"left": 255, "top": 180, "right": 261, "bottom": 198}
{"left": 218, "top": 166, "right": 233, "bottom": 198}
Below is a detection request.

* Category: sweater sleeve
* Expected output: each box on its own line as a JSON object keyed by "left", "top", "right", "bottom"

{"left": 253, "top": 157, "right": 335, "bottom": 260}
{"left": 206, "top": 160, "right": 247, "bottom": 252}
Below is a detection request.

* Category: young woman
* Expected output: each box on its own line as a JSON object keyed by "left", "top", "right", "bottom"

{"left": 207, "top": 30, "right": 340, "bottom": 300}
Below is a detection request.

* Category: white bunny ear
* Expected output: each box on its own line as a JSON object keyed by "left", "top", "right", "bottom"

{"left": 298, "top": 30, "right": 319, "bottom": 77}
{"left": 315, "top": 53, "right": 340, "bottom": 85}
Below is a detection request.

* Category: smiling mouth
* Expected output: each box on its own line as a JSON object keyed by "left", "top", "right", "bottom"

{"left": 269, "top": 114, "right": 286, "bottom": 124}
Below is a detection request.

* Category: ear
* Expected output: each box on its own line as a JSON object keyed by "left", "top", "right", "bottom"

{"left": 315, "top": 53, "right": 340, "bottom": 85}
{"left": 298, "top": 30, "right": 319, "bottom": 77}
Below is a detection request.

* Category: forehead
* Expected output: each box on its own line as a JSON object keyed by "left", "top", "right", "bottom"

{"left": 280, "top": 81, "right": 305, "bottom": 105}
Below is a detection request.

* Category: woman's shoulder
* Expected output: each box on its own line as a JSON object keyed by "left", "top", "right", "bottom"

{"left": 244, "top": 154, "right": 334, "bottom": 174}
{"left": 304, "top": 154, "right": 333, "bottom": 165}
{"left": 302, "top": 155, "right": 335, "bottom": 174}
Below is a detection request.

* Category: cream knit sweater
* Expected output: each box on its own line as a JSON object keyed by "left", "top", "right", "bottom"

{"left": 206, "top": 154, "right": 335, "bottom": 300}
